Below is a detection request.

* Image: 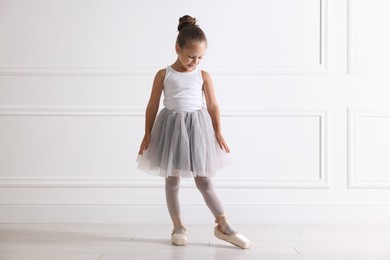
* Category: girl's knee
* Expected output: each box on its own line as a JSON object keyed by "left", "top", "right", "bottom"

{"left": 166, "top": 176, "right": 180, "bottom": 190}
{"left": 194, "top": 176, "right": 213, "bottom": 191}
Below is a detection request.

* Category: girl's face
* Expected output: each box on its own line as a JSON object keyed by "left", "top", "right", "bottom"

{"left": 175, "top": 41, "right": 207, "bottom": 72}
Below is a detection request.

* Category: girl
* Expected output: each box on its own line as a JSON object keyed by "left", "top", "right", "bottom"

{"left": 137, "top": 15, "right": 251, "bottom": 249}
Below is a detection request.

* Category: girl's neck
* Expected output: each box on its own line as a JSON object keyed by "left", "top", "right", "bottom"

{"left": 171, "top": 59, "right": 195, "bottom": 73}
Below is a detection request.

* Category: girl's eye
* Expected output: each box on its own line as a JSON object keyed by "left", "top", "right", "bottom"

{"left": 189, "top": 56, "right": 202, "bottom": 60}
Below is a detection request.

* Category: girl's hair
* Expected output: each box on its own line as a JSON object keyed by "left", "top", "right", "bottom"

{"left": 176, "top": 15, "right": 207, "bottom": 48}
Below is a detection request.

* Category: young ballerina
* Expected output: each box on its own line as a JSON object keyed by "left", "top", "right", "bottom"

{"left": 137, "top": 15, "right": 251, "bottom": 249}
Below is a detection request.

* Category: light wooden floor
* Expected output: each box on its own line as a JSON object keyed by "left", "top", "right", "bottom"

{"left": 1, "top": 224, "right": 390, "bottom": 259}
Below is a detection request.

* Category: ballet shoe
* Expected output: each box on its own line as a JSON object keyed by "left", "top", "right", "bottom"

{"left": 171, "top": 231, "right": 188, "bottom": 246}
{"left": 214, "top": 213, "right": 251, "bottom": 249}
{"left": 171, "top": 216, "right": 188, "bottom": 246}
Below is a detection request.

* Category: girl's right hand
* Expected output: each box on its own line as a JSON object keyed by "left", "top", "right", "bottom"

{"left": 138, "top": 134, "right": 151, "bottom": 155}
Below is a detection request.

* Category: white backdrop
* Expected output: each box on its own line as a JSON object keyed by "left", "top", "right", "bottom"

{"left": 1, "top": 0, "right": 390, "bottom": 223}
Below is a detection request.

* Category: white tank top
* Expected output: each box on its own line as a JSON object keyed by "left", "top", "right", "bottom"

{"left": 163, "top": 66, "right": 204, "bottom": 112}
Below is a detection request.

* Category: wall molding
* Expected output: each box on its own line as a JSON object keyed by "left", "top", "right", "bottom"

{"left": 0, "top": 65, "right": 329, "bottom": 76}
{"left": 346, "top": 0, "right": 353, "bottom": 74}
{"left": 0, "top": 105, "right": 145, "bottom": 116}
{"left": 319, "top": 0, "right": 328, "bottom": 70}
{"left": 0, "top": 105, "right": 327, "bottom": 117}
{"left": 0, "top": 105, "right": 328, "bottom": 189}
{"left": 347, "top": 108, "right": 390, "bottom": 188}
{"left": 347, "top": 0, "right": 390, "bottom": 75}
{"left": 0, "top": 66, "right": 155, "bottom": 77}
{"left": 0, "top": 176, "right": 328, "bottom": 189}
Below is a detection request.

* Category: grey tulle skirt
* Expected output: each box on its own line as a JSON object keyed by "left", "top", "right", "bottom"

{"left": 137, "top": 107, "right": 232, "bottom": 178}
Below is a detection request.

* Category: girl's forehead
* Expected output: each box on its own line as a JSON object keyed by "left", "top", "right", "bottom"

{"left": 184, "top": 41, "right": 207, "bottom": 53}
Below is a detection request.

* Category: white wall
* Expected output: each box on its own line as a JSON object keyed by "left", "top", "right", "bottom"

{"left": 1, "top": 0, "right": 390, "bottom": 223}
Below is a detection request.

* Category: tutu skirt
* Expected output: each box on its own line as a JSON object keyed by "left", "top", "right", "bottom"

{"left": 137, "top": 107, "right": 232, "bottom": 178}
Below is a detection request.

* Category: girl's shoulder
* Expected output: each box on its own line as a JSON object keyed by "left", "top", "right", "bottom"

{"left": 156, "top": 68, "right": 167, "bottom": 77}
{"left": 153, "top": 68, "right": 167, "bottom": 83}
{"left": 200, "top": 69, "right": 212, "bottom": 82}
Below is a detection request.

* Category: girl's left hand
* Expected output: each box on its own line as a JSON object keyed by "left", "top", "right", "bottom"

{"left": 215, "top": 133, "right": 230, "bottom": 153}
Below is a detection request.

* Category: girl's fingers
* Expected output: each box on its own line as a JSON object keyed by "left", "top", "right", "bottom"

{"left": 218, "top": 140, "right": 230, "bottom": 153}
{"left": 223, "top": 142, "right": 230, "bottom": 153}
{"left": 138, "top": 143, "right": 148, "bottom": 155}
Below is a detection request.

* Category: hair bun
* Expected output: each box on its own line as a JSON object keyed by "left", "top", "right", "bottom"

{"left": 178, "top": 15, "right": 198, "bottom": 31}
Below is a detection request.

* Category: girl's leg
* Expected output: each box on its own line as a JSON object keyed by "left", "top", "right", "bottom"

{"left": 165, "top": 176, "right": 181, "bottom": 219}
{"left": 195, "top": 176, "right": 252, "bottom": 249}
{"left": 194, "top": 176, "right": 235, "bottom": 235}
{"left": 165, "top": 176, "right": 187, "bottom": 246}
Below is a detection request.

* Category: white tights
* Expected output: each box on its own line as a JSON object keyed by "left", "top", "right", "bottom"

{"left": 165, "top": 176, "right": 235, "bottom": 235}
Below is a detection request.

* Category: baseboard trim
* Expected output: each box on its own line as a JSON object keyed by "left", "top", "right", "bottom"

{"left": 2, "top": 205, "right": 390, "bottom": 224}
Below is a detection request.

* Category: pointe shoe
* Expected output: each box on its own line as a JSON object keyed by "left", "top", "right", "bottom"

{"left": 214, "top": 213, "right": 251, "bottom": 249}
{"left": 172, "top": 231, "right": 187, "bottom": 246}
{"left": 171, "top": 216, "right": 188, "bottom": 246}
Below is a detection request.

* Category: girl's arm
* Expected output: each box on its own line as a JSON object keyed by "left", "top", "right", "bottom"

{"left": 201, "top": 70, "right": 230, "bottom": 153}
{"left": 138, "top": 69, "right": 165, "bottom": 155}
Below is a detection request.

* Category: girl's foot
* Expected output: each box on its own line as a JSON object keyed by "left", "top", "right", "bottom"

{"left": 214, "top": 213, "right": 251, "bottom": 249}
{"left": 171, "top": 216, "right": 188, "bottom": 246}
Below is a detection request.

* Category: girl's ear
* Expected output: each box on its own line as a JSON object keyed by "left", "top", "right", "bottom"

{"left": 175, "top": 44, "right": 181, "bottom": 55}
